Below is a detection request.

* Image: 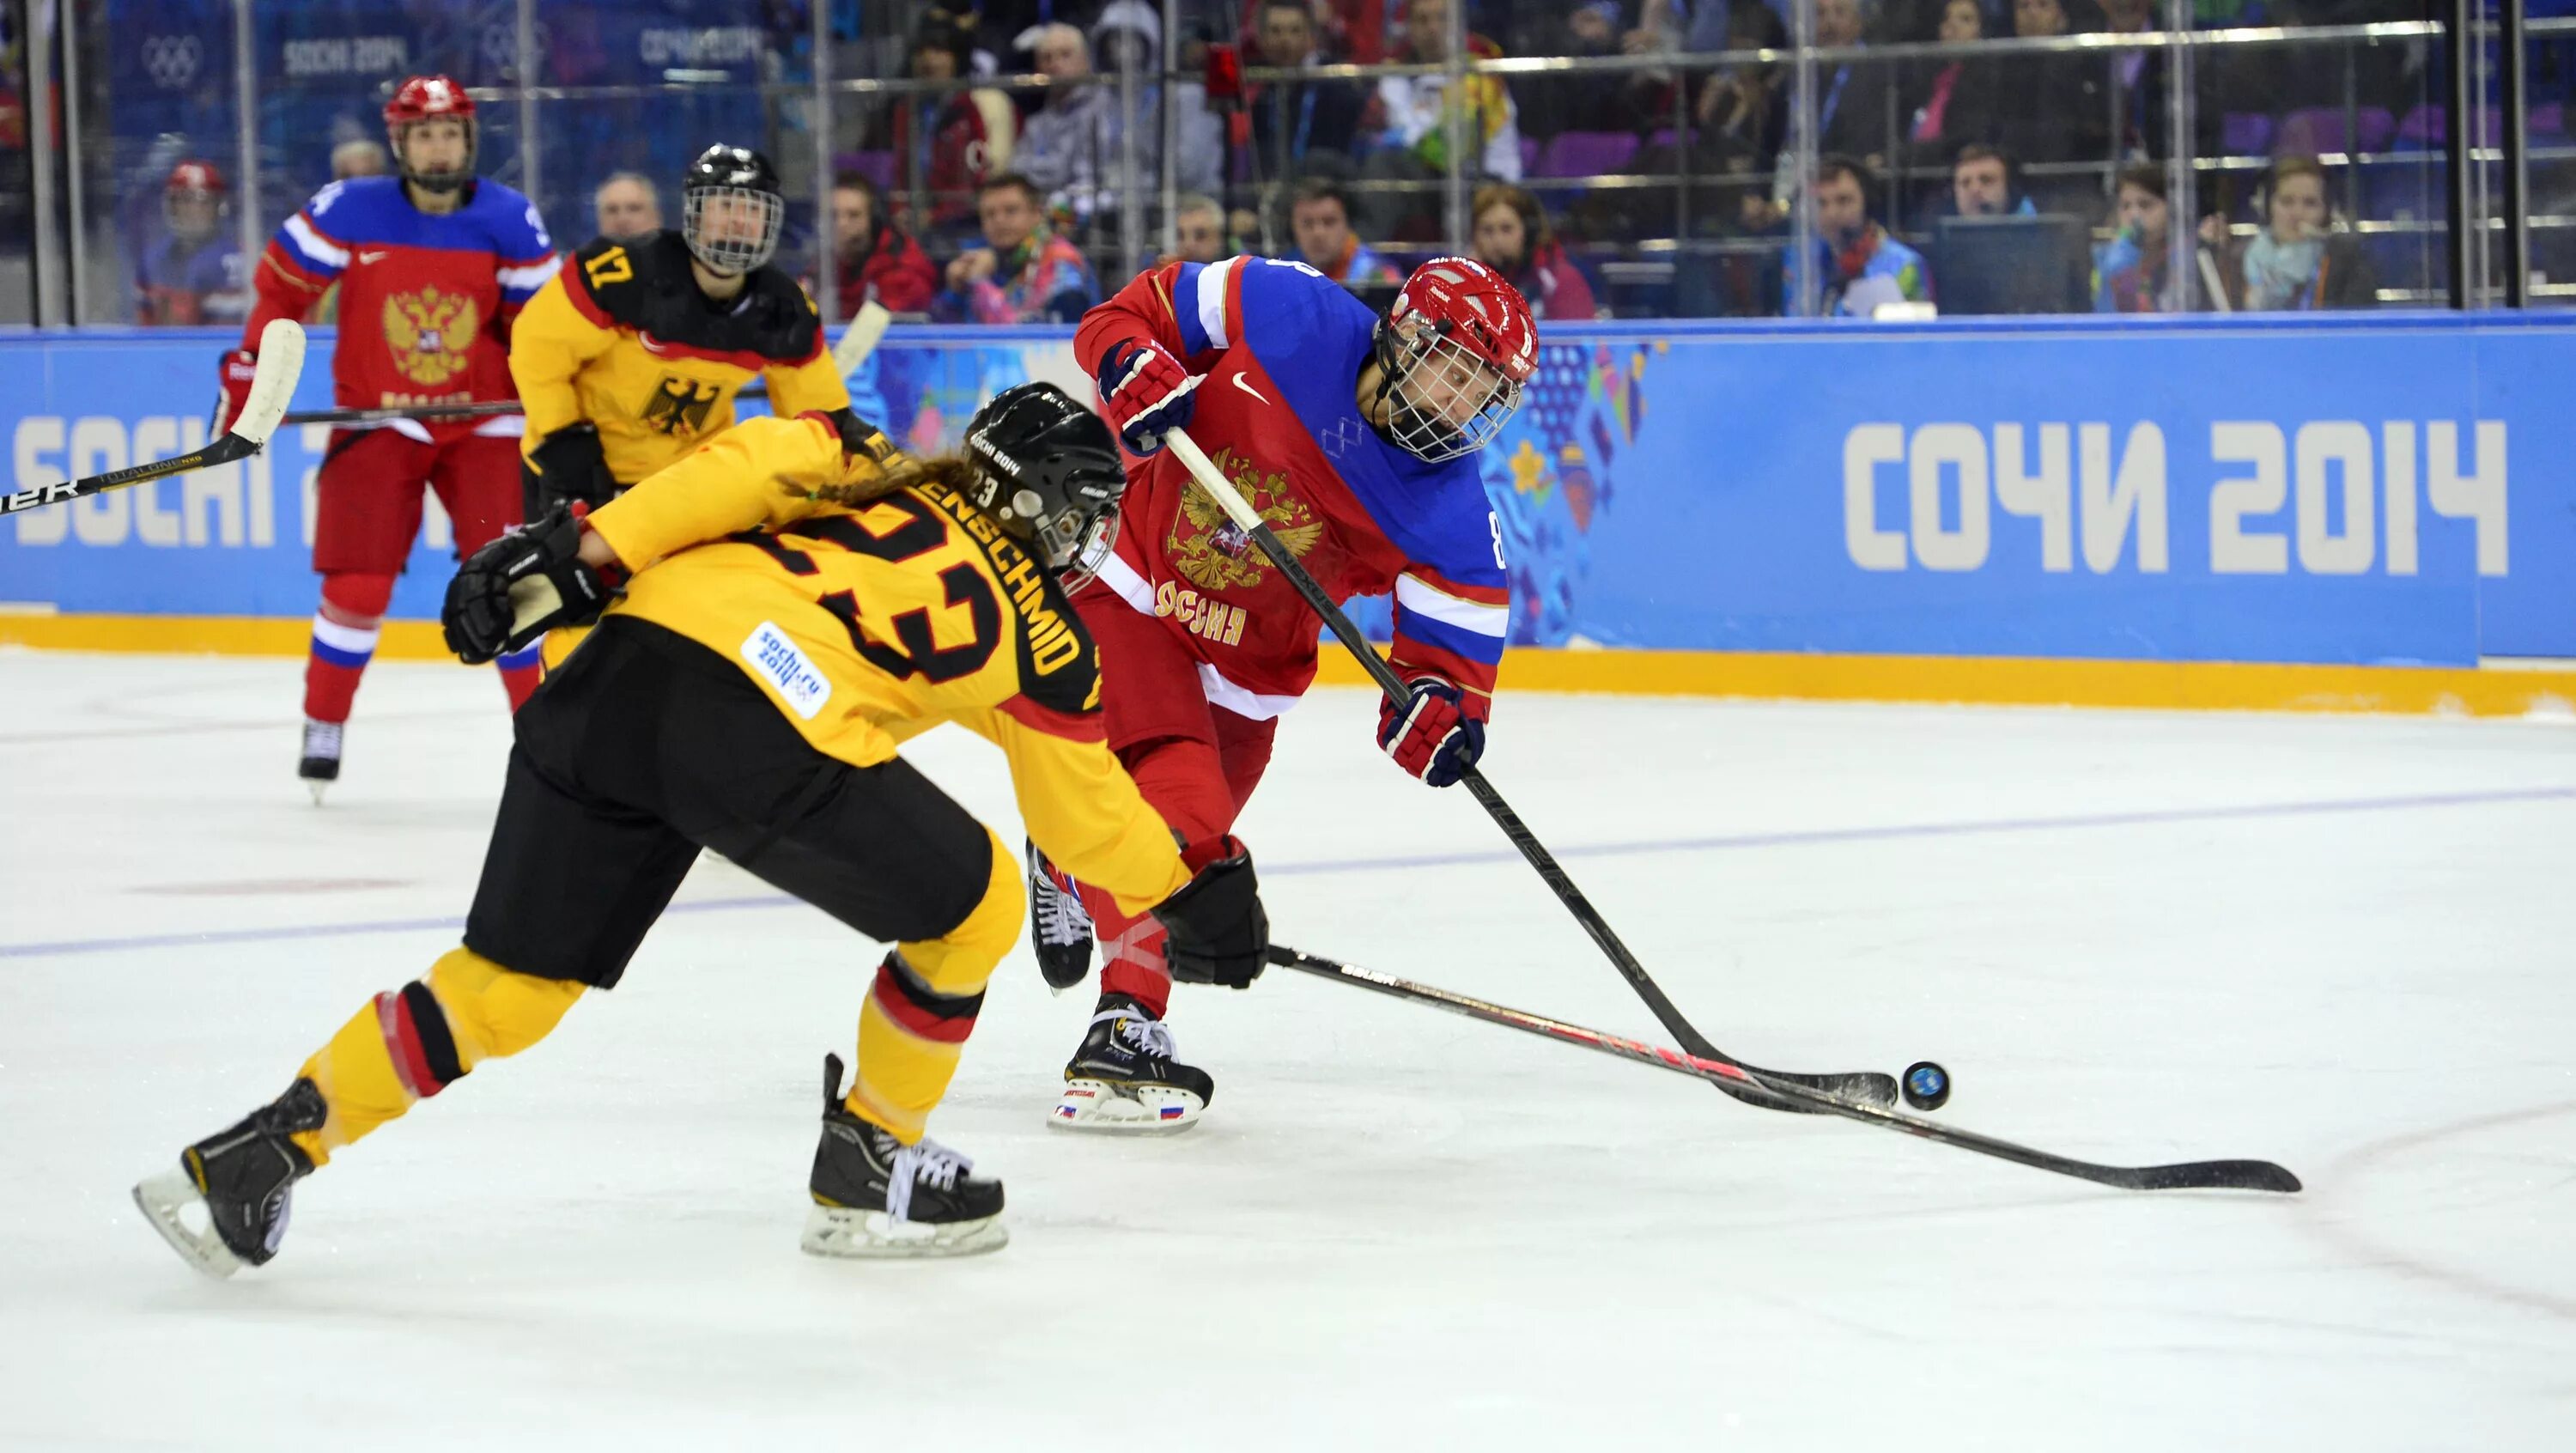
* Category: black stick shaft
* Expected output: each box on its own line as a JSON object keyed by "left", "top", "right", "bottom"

{"left": 0, "top": 432, "right": 259, "bottom": 516}
{"left": 1271, "top": 943, "right": 2301, "bottom": 1195}
{"left": 282, "top": 400, "right": 527, "bottom": 427}
{"left": 1161, "top": 431, "right": 1894, "bottom": 1110}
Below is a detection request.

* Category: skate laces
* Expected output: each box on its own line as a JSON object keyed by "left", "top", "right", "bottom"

{"left": 1094, "top": 1009, "right": 1175, "bottom": 1061}
{"left": 884, "top": 1138, "right": 972, "bottom": 1224}
{"left": 1030, "top": 860, "right": 1092, "bottom": 945}
{"left": 301, "top": 719, "right": 344, "bottom": 757}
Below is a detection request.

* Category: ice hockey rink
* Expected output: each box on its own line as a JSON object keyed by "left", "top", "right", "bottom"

{"left": 2, "top": 649, "right": 2569, "bottom": 1450}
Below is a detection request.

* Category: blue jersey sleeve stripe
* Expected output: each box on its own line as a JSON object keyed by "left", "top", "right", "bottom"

{"left": 1395, "top": 608, "right": 1509, "bottom": 666}
{"left": 1173, "top": 262, "right": 1212, "bottom": 356}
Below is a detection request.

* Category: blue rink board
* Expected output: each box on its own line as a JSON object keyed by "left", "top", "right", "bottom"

{"left": 1, "top": 314, "right": 2567, "bottom": 665}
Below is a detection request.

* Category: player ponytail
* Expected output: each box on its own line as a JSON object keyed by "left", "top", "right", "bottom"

{"left": 807, "top": 453, "right": 981, "bottom": 511}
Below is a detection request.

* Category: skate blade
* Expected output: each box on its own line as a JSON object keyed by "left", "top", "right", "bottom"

{"left": 304, "top": 780, "right": 331, "bottom": 807}
{"left": 131, "top": 1166, "right": 245, "bottom": 1280}
{"left": 1048, "top": 1078, "right": 1202, "bottom": 1134}
{"left": 800, "top": 1205, "right": 1007, "bottom": 1260}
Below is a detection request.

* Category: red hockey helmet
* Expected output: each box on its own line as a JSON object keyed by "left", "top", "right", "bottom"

{"left": 1373, "top": 257, "right": 1537, "bottom": 464}
{"left": 165, "top": 160, "right": 228, "bottom": 196}
{"left": 383, "top": 75, "right": 477, "bottom": 193}
{"left": 384, "top": 74, "right": 476, "bottom": 127}
{"left": 164, "top": 160, "right": 228, "bottom": 240}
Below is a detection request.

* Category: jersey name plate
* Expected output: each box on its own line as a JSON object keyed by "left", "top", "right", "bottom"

{"left": 741, "top": 621, "right": 832, "bottom": 719}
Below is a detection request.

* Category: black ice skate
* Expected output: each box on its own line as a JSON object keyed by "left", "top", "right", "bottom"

{"left": 803, "top": 1054, "right": 1005, "bottom": 1259}
{"left": 1050, "top": 993, "right": 1213, "bottom": 1134}
{"left": 298, "top": 717, "right": 343, "bottom": 805}
{"left": 132, "top": 1078, "right": 325, "bottom": 1280}
{"left": 1025, "top": 839, "right": 1094, "bottom": 991}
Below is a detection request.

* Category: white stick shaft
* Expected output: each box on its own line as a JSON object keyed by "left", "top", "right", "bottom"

{"left": 1162, "top": 429, "right": 1265, "bottom": 534}
{"left": 831, "top": 301, "right": 893, "bottom": 375}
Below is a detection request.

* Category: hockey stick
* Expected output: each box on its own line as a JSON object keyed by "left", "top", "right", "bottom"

{"left": 278, "top": 307, "right": 898, "bottom": 430}
{"left": 283, "top": 398, "right": 524, "bottom": 427}
{"left": 1162, "top": 428, "right": 1899, "bottom": 1113}
{"left": 1270, "top": 942, "right": 2300, "bottom": 1194}
{"left": 1, "top": 319, "right": 307, "bottom": 518}
{"left": 833, "top": 301, "right": 895, "bottom": 374}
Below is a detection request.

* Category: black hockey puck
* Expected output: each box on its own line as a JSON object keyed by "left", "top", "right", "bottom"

{"left": 1901, "top": 1061, "right": 1951, "bottom": 1112}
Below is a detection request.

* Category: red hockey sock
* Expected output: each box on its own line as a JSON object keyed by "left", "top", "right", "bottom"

{"left": 1097, "top": 915, "right": 1173, "bottom": 1018}
{"left": 495, "top": 641, "right": 544, "bottom": 712}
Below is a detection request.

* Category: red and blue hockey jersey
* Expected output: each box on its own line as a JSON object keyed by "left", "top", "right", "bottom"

{"left": 243, "top": 176, "right": 559, "bottom": 443}
{"left": 1074, "top": 255, "right": 1510, "bottom": 718}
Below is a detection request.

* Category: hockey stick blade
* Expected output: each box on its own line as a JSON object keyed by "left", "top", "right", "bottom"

{"left": 228, "top": 319, "right": 307, "bottom": 447}
{"left": 1270, "top": 944, "right": 2301, "bottom": 1195}
{"left": 1164, "top": 429, "right": 1896, "bottom": 1114}
{"left": 1, "top": 319, "right": 307, "bottom": 518}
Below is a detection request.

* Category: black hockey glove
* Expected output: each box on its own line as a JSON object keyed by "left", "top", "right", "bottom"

{"left": 1151, "top": 841, "right": 1268, "bottom": 989}
{"left": 523, "top": 423, "right": 617, "bottom": 517}
{"left": 441, "top": 502, "right": 616, "bottom": 665}
{"left": 798, "top": 406, "right": 901, "bottom": 467}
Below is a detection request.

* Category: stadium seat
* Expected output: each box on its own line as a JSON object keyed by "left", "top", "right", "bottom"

{"left": 2278, "top": 107, "right": 2397, "bottom": 155}
{"left": 2222, "top": 112, "right": 2276, "bottom": 156}
{"left": 1535, "top": 131, "right": 1640, "bottom": 179}
{"left": 835, "top": 149, "right": 896, "bottom": 190}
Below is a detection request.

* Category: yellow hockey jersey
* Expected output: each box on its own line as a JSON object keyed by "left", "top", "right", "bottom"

{"left": 586, "top": 415, "right": 1191, "bottom": 916}
{"left": 511, "top": 230, "right": 850, "bottom": 489}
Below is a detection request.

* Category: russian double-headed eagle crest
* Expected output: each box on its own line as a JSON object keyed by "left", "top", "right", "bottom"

{"left": 382, "top": 286, "right": 477, "bottom": 387}
{"left": 1169, "top": 447, "right": 1322, "bottom": 592}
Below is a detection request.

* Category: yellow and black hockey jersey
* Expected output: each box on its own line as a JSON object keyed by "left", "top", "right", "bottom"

{"left": 586, "top": 415, "right": 1191, "bottom": 917}
{"left": 511, "top": 230, "right": 851, "bottom": 489}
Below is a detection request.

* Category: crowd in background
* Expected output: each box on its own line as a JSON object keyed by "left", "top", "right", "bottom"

{"left": 64, "top": 0, "right": 2576, "bottom": 325}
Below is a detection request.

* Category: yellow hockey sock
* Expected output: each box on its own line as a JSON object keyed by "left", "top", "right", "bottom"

{"left": 289, "top": 947, "right": 584, "bottom": 1166}
{"left": 846, "top": 830, "right": 1019, "bottom": 1143}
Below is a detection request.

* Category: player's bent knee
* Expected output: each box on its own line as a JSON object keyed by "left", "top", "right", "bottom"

{"left": 320, "top": 571, "right": 397, "bottom": 621}
{"left": 897, "top": 827, "right": 1021, "bottom": 995}
{"left": 425, "top": 945, "right": 586, "bottom": 1067}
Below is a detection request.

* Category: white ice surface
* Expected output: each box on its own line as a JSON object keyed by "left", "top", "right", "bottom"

{"left": 1, "top": 650, "right": 2571, "bottom": 1450}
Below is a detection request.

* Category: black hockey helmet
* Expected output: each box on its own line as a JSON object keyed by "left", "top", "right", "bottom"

{"left": 960, "top": 383, "right": 1128, "bottom": 584}
{"left": 682, "top": 143, "right": 785, "bottom": 276}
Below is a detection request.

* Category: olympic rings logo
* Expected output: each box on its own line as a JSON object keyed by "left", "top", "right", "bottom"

{"left": 143, "top": 35, "right": 203, "bottom": 89}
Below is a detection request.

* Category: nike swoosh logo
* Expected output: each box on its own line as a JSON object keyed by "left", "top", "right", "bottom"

{"left": 1230, "top": 374, "right": 1269, "bottom": 406}
{"left": 355, "top": 250, "right": 389, "bottom": 264}
{"left": 640, "top": 334, "right": 673, "bottom": 356}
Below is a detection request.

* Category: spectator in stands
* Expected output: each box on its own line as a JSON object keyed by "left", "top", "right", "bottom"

{"left": 1290, "top": 176, "right": 1405, "bottom": 288}
{"left": 1906, "top": 0, "right": 2003, "bottom": 164}
{"left": 1471, "top": 182, "right": 1602, "bottom": 320}
{"left": 1996, "top": 0, "right": 2110, "bottom": 167}
{"left": 1095, "top": 3, "right": 1226, "bottom": 193}
{"left": 2093, "top": 164, "right": 2216, "bottom": 313}
{"left": 1171, "top": 192, "right": 1231, "bottom": 264}
{"left": 135, "top": 160, "right": 247, "bottom": 327}
{"left": 592, "top": 172, "right": 663, "bottom": 242}
{"left": 1693, "top": 1, "right": 1789, "bottom": 179}
{"left": 331, "top": 140, "right": 390, "bottom": 180}
{"left": 1521, "top": 2, "right": 1664, "bottom": 138}
{"left": 1017, "top": 24, "right": 1122, "bottom": 217}
{"left": 1016, "top": 13, "right": 1224, "bottom": 222}
{"left": 1783, "top": 154, "right": 1929, "bottom": 316}
{"left": 1952, "top": 143, "right": 2034, "bottom": 217}
{"left": 1811, "top": 0, "right": 1901, "bottom": 173}
{"left": 2093, "top": 0, "right": 2184, "bottom": 159}
{"left": 2233, "top": 156, "right": 2379, "bottom": 310}
{"left": 820, "top": 173, "right": 939, "bottom": 317}
{"left": 875, "top": 9, "right": 1018, "bottom": 232}
{"left": 935, "top": 173, "right": 1099, "bottom": 324}
{"left": 1249, "top": 0, "right": 1365, "bottom": 177}
{"left": 1360, "top": 0, "right": 1524, "bottom": 238}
